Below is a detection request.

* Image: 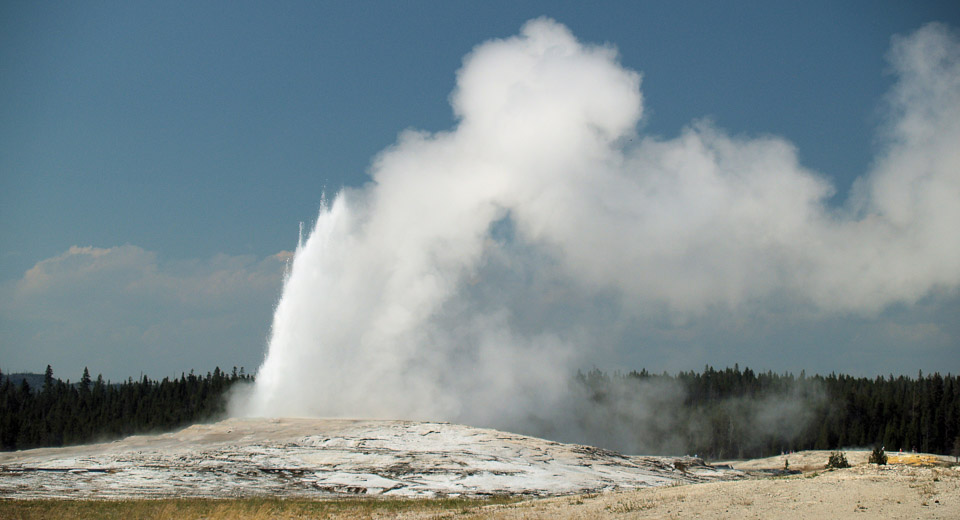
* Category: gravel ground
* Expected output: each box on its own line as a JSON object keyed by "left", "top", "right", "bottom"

{"left": 438, "top": 453, "right": 960, "bottom": 519}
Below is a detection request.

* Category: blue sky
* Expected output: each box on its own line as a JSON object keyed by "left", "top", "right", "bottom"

{"left": 2, "top": 1, "right": 959, "bottom": 381}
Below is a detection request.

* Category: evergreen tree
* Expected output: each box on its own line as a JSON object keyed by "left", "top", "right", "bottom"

{"left": 43, "top": 365, "right": 54, "bottom": 393}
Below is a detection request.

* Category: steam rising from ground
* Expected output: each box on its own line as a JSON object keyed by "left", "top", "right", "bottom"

{"left": 235, "top": 20, "right": 960, "bottom": 442}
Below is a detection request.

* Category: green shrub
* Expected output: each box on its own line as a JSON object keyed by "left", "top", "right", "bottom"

{"left": 869, "top": 446, "right": 887, "bottom": 465}
{"left": 826, "top": 451, "right": 850, "bottom": 469}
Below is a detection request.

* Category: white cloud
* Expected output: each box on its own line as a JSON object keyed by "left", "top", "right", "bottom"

{"left": 0, "top": 245, "right": 289, "bottom": 378}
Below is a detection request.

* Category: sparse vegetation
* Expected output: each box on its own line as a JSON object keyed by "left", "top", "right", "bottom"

{"left": 869, "top": 446, "right": 887, "bottom": 465}
{"left": 606, "top": 497, "right": 658, "bottom": 513}
{"left": 826, "top": 451, "right": 850, "bottom": 469}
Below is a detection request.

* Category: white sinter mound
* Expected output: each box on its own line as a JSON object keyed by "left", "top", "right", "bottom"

{"left": 0, "top": 418, "right": 740, "bottom": 499}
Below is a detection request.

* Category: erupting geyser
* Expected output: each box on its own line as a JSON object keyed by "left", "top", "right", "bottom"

{"left": 236, "top": 19, "right": 960, "bottom": 429}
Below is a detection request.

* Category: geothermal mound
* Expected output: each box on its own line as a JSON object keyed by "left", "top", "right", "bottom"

{"left": 1, "top": 418, "right": 741, "bottom": 499}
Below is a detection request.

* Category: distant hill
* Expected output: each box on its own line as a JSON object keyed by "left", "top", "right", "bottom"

{"left": 3, "top": 373, "right": 45, "bottom": 391}
{"left": 2, "top": 371, "right": 125, "bottom": 392}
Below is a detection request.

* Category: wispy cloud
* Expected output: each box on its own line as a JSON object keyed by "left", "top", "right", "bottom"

{"left": 1, "top": 245, "right": 289, "bottom": 378}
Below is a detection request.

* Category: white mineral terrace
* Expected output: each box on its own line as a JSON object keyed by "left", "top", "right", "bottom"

{"left": 0, "top": 418, "right": 743, "bottom": 499}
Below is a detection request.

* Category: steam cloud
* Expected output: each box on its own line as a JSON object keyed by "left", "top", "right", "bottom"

{"left": 234, "top": 20, "right": 960, "bottom": 440}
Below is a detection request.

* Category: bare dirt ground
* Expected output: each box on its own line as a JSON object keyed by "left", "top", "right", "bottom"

{"left": 442, "top": 451, "right": 960, "bottom": 519}
{"left": 470, "top": 467, "right": 958, "bottom": 519}
{"left": 3, "top": 462, "right": 955, "bottom": 520}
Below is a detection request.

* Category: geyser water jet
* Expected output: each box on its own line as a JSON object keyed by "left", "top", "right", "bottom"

{"left": 236, "top": 19, "right": 960, "bottom": 437}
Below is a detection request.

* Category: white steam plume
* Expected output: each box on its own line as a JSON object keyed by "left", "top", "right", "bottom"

{"left": 235, "top": 19, "right": 960, "bottom": 428}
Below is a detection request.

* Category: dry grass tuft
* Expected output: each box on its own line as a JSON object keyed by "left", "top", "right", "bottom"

{"left": 605, "top": 497, "right": 659, "bottom": 513}
{"left": 888, "top": 454, "right": 941, "bottom": 467}
{"left": 0, "top": 496, "right": 521, "bottom": 520}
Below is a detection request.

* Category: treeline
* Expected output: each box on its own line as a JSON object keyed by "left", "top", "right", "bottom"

{"left": 3, "top": 365, "right": 958, "bottom": 458}
{"left": 575, "top": 366, "right": 960, "bottom": 459}
{"left": 0, "top": 366, "right": 252, "bottom": 451}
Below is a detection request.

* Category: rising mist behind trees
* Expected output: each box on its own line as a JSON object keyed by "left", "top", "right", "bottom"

{"left": 572, "top": 366, "right": 959, "bottom": 459}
